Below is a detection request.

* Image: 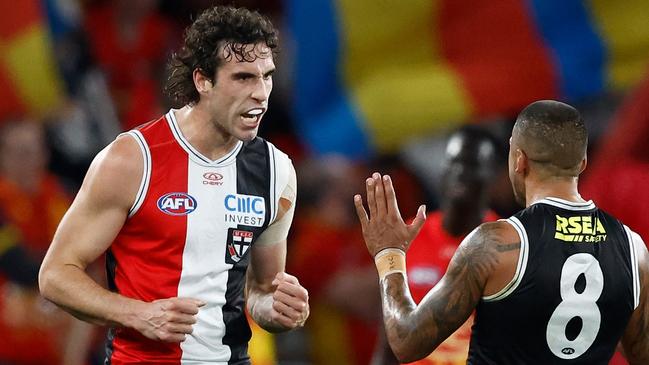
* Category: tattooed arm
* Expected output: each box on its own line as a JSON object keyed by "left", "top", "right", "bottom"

{"left": 621, "top": 231, "right": 649, "bottom": 365}
{"left": 354, "top": 173, "right": 519, "bottom": 363}
{"left": 380, "top": 222, "right": 516, "bottom": 362}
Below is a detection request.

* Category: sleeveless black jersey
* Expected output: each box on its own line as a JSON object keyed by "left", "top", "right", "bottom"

{"left": 468, "top": 197, "right": 641, "bottom": 364}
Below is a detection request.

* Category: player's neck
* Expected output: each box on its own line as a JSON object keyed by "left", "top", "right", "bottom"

{"left": 525, "top": 177, "right": 585, "bottom": 207}
{"left": 174, "top": 106, "right": 239, "bottom": 161}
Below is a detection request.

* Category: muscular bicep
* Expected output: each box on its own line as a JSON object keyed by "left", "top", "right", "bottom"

{"left": 42, "top": 135, "right": 143, "bottom": 271}
{"left": 417, "top": 224, "right": 507, "bottom": 336}
{"left": 621, "top": 232, "right": 649, "bottom": 365}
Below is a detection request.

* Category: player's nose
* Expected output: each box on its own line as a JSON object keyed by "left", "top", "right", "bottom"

{"left": 251, "top": 78, "right": 271, "bottom": 103}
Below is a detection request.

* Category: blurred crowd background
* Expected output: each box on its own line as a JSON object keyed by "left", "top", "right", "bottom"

{"left": 0, "top": 0, "right": 648, "bottom": 364}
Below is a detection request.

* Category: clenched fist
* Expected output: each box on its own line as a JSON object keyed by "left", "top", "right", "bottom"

{"left": 132, "top": 297, "right": 205, "bottom": 342}
{"left": 269, "top": 272, "right": 309, "bottom": 329}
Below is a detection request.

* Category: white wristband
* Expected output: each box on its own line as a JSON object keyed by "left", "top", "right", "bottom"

{"left": 374, "top": 248, "right": 406, "bottom": 280}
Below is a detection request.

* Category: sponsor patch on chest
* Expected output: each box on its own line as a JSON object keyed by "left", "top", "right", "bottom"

{"left": 223, "top": 193, "right": 265, "bottom": 227}
{"left": 226, "top": 228, "right": 254, "bottom": 264}
{"left": 202, "top": 172, "right": 224, "bottom": 186}
{"left": 157, "top": 192, "right": 197, "bottom": 215}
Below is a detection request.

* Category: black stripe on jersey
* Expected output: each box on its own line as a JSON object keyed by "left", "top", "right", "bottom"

{"left": 105, "top": 249, "right": 118, "bottom": 295}
{"left": 103, "top": 250, "right": 118, "bottom": 364}
{"left": 222, "top": 137, "right": 272, "bottom": 364}
{"left": 103, "top": 328, "right": 115, "bottom": 365}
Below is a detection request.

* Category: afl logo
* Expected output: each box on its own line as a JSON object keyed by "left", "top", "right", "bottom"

{"left": 157, "top": 192, "right": 197, "bottom": 215}
{"left": 203, "top": 172, "right": 223, "bottom": 186}
{"left": 561, "top": 348, "right": 575, "bottom": 355}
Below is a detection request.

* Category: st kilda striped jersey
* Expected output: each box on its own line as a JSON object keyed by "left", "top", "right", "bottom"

{"left": 104, "top": 111, "right": 293, "bottom": 364}
{"left": 468, "top": 197, "right": 642, "bottom": 364}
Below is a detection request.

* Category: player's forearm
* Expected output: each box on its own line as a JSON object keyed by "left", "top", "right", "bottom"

{"left": 39, "top": 262, "right": 142, "bottom": 327}
{"left": 246, "top": 287, "right": 288, "bottom": 333}
{"left": 380, "top": 273, "right": 436, "bottom": 363}
{"left": 374, "top": 249, "right": 440, "bottom": 362}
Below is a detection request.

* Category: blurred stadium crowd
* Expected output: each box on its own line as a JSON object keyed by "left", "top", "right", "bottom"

{"left": 0, "top": 0, "right": 648, "bottom": 364}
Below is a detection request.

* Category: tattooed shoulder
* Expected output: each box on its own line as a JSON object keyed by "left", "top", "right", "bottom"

{"left": 448, "top": 222, "right": 519, "bottom": 283}
{"left": 496, "top": 242, "right": 522, "bottom": 252}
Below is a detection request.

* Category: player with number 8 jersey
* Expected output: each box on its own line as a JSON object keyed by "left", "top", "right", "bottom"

{"left": 355, "top": 100, "right": 649, "bottom": 365}
{"left": 468, "top": 197, "right": 640, "bottom": 363}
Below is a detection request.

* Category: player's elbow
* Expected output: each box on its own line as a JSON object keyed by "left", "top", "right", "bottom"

{"left": 387, "top": 324, "right": 439, "bottom": 363}
{"left": 38, "top": 262, "right": 53, "bottom": 298}
{"left": 38, "top": 259, "right": 60, "bottom": 302}
{"left": 388, "top": 333, "right": 433, "bottom": 363}
{"left": 391, "top": 345, "right": 425, "bottom": 364}
{"left": 392, "top": 349, "right": 413, "bottom": 364}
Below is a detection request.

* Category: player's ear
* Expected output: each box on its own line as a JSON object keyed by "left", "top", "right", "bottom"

{"left": 514, "top": 149, "right": 528, "bottom": 175}
{"left": 193, "top": 69, "right": 213, "bottom": 94}
{"left": 578, "top": 156, "right": 587, "bottom": 174}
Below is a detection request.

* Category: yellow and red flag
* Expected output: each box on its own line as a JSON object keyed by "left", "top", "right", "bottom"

{"left": 0, "top": 0, "right": 63, "bottom": 118}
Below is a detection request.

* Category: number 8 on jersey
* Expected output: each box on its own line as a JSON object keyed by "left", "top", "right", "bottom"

{"left": 546, "top": 253, "right": 603, "bottom": 359}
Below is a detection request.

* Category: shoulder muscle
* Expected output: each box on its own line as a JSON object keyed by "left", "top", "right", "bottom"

{"left": 80, "top": 133, "right": 144, "bottom": 212}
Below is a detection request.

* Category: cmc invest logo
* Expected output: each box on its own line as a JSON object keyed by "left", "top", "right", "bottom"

{"left": 157, "top": 192, "right": 197, "bottom": 215}
{"left": 223, "top": 193, "right": 265, "bottom": 227}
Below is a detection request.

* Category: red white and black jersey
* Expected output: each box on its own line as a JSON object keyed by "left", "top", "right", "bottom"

{"left": 104, "top": 111, "right": 293, "bottom": 364}
{"left": 468, "top": 197, "right": 642, "bottom": 364}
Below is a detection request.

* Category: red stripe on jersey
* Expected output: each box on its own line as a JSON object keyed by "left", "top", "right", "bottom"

{"left": 109, "top": 115, "right": 188, "bottom": 364}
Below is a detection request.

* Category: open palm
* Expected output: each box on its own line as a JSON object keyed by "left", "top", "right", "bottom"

{"left": 354, "top": 173, "right": 426, "bottom": 257}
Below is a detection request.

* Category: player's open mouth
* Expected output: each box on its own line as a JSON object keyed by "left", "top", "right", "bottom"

{"left": 240, "top": 108, "right": 265, "bottom": 126}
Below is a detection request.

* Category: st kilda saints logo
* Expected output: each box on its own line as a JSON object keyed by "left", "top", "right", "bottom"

{"left": 225, "top": 228, "right": 254, "bottom": 264}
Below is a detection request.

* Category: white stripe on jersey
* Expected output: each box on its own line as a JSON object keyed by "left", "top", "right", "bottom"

{"left": 624, "top": 225, "right": 642, "bottom": 309}
{"left": 267, "top": 142, "right": 277, "bottom": 223}
{"left": 483, "top": 217, "right": 530, "bottom": 302}
{"left": 178, "top": 160, "right": 236, "bottom": 363}
{"left": 124, "top": 130, "right": 152, "bottom": 217}
{"left": 535, "top": 197, "right": 596, "bottom": 211}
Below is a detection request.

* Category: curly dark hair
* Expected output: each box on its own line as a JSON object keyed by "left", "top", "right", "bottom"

{"left": 165, "top": 6, "right": 279, "bottom": 106}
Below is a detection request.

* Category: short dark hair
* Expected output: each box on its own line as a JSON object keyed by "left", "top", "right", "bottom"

{"left": 513, "top": 100, "right": 587, "bottom": 176}
{"left": 165, "top": 6, "right": 279, "bottom": 106}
